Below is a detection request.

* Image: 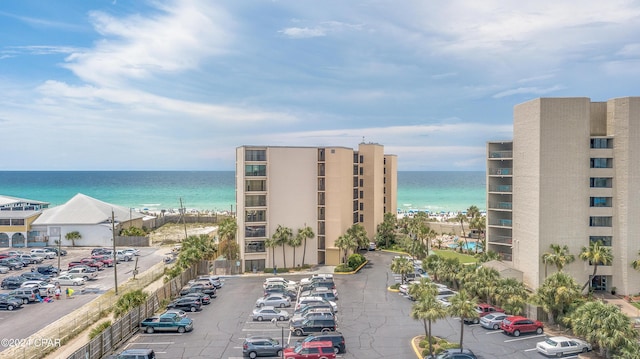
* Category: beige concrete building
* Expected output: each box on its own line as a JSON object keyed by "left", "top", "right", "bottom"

{"left": 487, "top": 97, "right": 640, "bottom": 295}
{"left": 236, "top": 143, "right": 397, "bottom": 272}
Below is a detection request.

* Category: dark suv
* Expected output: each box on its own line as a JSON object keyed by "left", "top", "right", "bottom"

{"left": 113, "top": 348, "right": 155, "bottom": 359}
{"left": 242, "top": 336, "right": 283, "bottom": 358}
{"left": 31, "top": 265, "right": 59, "bottom": 276}
{"left": 290, "top": 318, "right": 337, "bottom": 336}
{"left": 295, "top": 332, "right": 346, "bottom": 354}
{"left": 44, "top": 247, "right": 67, "bottom": 256}
{"left": 166, "top": 297, "right": 202, "bottom": 312}
{"left": 1, "top": 276, "right": 26, "bottom": 290}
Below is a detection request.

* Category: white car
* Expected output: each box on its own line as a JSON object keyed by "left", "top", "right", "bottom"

{"left": 536, "top": 336, "right": 592, "bottom": 357}
{"left": 51, "top": 275, "right": 85, "bottom": 286}
{"left": 0, "top": 266, "right": 9, "bottom": 274}
{"left": 263, "top": 277, "right": 297, "bottom": 289}
{"left": 296, "top": 296, "right": 338, "bottom": 312}
{"left": 122, "top": 247, "right": 140, "bottom": 256}
{"left": 30, "top": 249, "right": 55, "bottom": 260}
{"left": 21, "top": 280, "right": 56, "bottom": 294}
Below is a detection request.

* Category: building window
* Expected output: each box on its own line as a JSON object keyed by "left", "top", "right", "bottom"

{"left": 245, "top": 149, "right": 266, "bottom": 161}
{"left": 245, "top": 225, "right": 266, "bottom": 238}
{"left": 359, "top": 214, "right": 364, "bottom": 222}
{"left": 359, "top": 191, "right": 364, "bottom": 199}
{"left": 353, "top": 201, "right": 358, "bottom": 211}
{"left": 245, "top": 210, "right": 266, "bottom": 222}
{"left": 353, "top": 213, "right": 358, "bottom": 223}
{"left": 245, "top": 164, "right": 266, "bottom": 176}
{"left": 245, "top": 195, "right": 266, "bottom": 207}
{"left": 589, "top": 236, "right": 612, "bottom": 246}
{"left": 10, "top": 219, "right": 25, "bottom": 225}
{"left": 590, "top": 158, "right": 612, "bottom": 168}
{"left": 245, "top": 241, "right": 266, "bottom": 253}
{"left": 359, "top": 167, "right": 363, "bottom": 175}
{"left": 589, "top": 216, "right": 612, "bottom": 227}
{"left": 590, "top": 138, "right": 613, "bottom": 149}
{"left": 590, "top": 177, "right": 612, "bottom": 188}
{"left": 245, "top": 259, "right": 265, "bottom": 272}
{"left": 0, "top": 219, "right": 9, "bottom": 225}
{"left": 359, "top": 203, "right": 364, "bottom": 210}
{"left": 353, "top": 189, "right": 358, "bottom": 199}
{"left": 359, "top": 179, "right": 363, "bottom": 187}
{"left": 246, "top": 180, "right": 266, "bottom": 191}
{"left": 353, "top": 165, "right": 358, "bottom": 175}
{"left": 359, "top": 155, "right": 364, "bottom": 163}
{"left": 590, "top": 197, "right": 612, "bottom": 207}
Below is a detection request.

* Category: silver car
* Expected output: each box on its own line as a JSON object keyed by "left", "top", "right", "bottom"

{"left": 256, "top": 294, "right": 291, "bottom": 308}
{"left": 536, "top": 336, "right": 592, "bottom": 357}
{"left": 252, "top": 306, "right": 290, "bottom": 321}
{"left": 480, "top": 313, "right": 508, "bottom": 330}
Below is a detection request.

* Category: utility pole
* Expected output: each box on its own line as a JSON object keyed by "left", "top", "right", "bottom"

{"left": 180, "top": 197, "right": 188, "bottom": 241}
{"left": 112, "top": 210, "right": 118, "bottom": 295}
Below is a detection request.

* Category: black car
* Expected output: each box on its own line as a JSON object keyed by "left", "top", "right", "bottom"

{"left": 0, "top": 295, "right": 22, "bottom": 311}
{"left": 44, "top": 247, "right": 67, "bottom": 256}
{"left": 290, "top": 318, "right": 337, "bottom": 336}
{"left": 166, "top": 297, "right": 202, "bottom": 312}
{"left": 20, "top": 272, "right": 51, "bottom": 282}
{"left": 31, "top": 265, "right": 59, "bottom": 275}
{"left": 181, "top": 292, "right": 212, "bottom": 305}
{"left": 180, "top": 284, "right": 216, "bottom": 297}
{"left": 91, "top": 248, "right": 111, "bottom": 256}
{"left": 425, "top": 348, "right": 477, "bottom": 359}
{"left": 296, "top": 332, "right": 346, "bottom": 354}
{"left": 1, "top": 276, "right": 27, "bottom": 290}
{"left": 0, "top": 258, "right": 23, "bottom": 270}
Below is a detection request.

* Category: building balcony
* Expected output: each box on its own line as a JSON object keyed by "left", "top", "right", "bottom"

{"left": 488, "top": 168, "right": 512, "bottom": 176}
{"left": 489, "top": 151, "right": 513, "bottom": 159}
{"left": 488, "top": 235, "right": 512, "bottom": 245}
{"left": 488, "top": 201, "right": 512, "bottom": 210}
{"left": 488, "top": 185, "right": 512, "bottom": 193}
{"left": 489, "top": 219, "right": 512, "bottom": 227}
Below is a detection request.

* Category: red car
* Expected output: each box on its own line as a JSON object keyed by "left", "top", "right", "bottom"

{"left": 91, "top": 255, "right": 114, "bottom": 267}
{"left": 500, "top": 315, "right": 543, "bottom": 337}
{"left": 465, "top": 303, "right": 505, "bottom": 324}
{"left": 284, "top": 341, "right": 336, "bottom": 359}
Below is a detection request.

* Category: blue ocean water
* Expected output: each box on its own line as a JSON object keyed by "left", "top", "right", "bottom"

{"left": 0, "top": 171, "right": 485, "bottom": 213}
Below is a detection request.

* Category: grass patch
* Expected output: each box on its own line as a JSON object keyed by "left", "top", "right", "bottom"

{"left": 432, "top": 249, "right": 477, "bottom": 264}
{"left": 89, "top": 321, "right": 112, "bottom": 340}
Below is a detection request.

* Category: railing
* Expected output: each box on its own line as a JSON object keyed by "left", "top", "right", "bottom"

{"left": 489, "top": 168, "right": 512, "bottom": 176}
{"left": 489, "top": 219, "right": 512, "bottom": 227}
{"left": 488, "top": 202, "right": 512, "bottom": 210}
{"left": 488, "top": 235, "right": 513, "bottom": 244}
{"left": 489, "top": 151, "right": 513, "bottom": 158}
{"left": 488, "top": 185, "right": 512, "bottom": 192}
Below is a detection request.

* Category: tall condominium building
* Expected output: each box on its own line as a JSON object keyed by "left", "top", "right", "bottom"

{"left": 487, "top": 97, "right": 640, "bottom": 295}
{"left": 236, "top": 143, "right": 397, "bottom": 272}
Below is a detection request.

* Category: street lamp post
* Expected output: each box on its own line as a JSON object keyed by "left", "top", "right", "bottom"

{"left": 111, "top": 210, "right": 118, "bottom": 295}
{"left": 271, "top": 318, "right": 286, "bottom": 359}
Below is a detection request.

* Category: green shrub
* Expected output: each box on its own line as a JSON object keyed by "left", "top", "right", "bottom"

{"left": 347, "top": 253, "right": 366, "bottom": 269}
{"left": 264, "top": 267, "right": 290, "bottom": 274}
{"left": 89, "top": 320, "right": 111, "bottom": 340}
{"left": 389, "top": 283, "right": 401, "bottom": 289}
{"left": 334, "top": 264, "right": 353, "bottom": 272}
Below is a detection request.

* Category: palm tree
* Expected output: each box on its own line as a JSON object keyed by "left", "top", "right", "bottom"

{"left": 335, "top": 234, "right": 355, "bottom": 264}
{"left": 288, "top": 231, "right": 302, "bottom": 268}
{"left": 265, "top": 237, "right": 278, "bottom": 268}
{"left": 455, "top": 212, "right": 468, "bottom": 249}
{"left": 410, "top": 290, "right": 447, "bottom": 358}
{"left": 470, "top": 266, "right": 500, "bottom": 304}
{"left": 298, "top": 225, "right": 315, "bottom": 266}
{"left": 494, "top": 277, "right": 529, "bottom": 315}
{"left": 632, "top": 250, "right": 640, "bottom": 272}
{"left": 541, "top": 244, "right": 575, "bottom": 278}
{"left": 475, "top": 250, "right": 500, "bottom": 263}
{"left": 579, "top": 241, "right": 613, "bottom": 292}
{"left": 448, "top": 290, "right": 478, "bottom": 352}
{"left": 531, "top": 271, "right": 581, "bottom": 324}
{"left": 272, "top": 225, "right": 292, "bottom": 269}
{"left": 218, "top": 217, "right": 238, "bottom": 263}
{"left": 423, "top": 254, "right": 443, "bottom": 282}
{"left": 469, "top": 215, "right": 485, "bottom": 254}
{"left": 346, "top": 224, "right": 369, "bottom": 250}
{"left": 390, "top": 256, "right": 414, "bottom": 284}
{"left": 65, "top": 231, "right": 82, "bottom": 247}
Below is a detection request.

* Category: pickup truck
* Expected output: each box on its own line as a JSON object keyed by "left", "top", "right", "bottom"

{"left": 139, "top": 313, "right": 193, "bottom": 334}
{"left": 61, "top": 267, "right": 98, "bottom": 281}
{"left": 68, "top": 258, "right": 104, "bottom": 271}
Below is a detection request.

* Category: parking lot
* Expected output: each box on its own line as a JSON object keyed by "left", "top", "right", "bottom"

{"left": 0, "top": 247, "right": 165, "bottom": 347}
{"left": 112, "top": 250, "right": 569, "bottom": 359}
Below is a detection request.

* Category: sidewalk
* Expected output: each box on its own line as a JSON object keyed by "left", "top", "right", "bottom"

{"left": 593, "top": 292, "right": 640, "bottom": 320}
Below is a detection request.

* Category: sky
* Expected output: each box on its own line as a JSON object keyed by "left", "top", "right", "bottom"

{"left": 1, "top": 0, "right": 639, "bottom": 171}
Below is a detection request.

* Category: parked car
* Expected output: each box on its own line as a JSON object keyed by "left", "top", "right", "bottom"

{"left": 252, "top": 306, "right": 290, "bottom": 321}
{"left": 91, "top": 255, "right": 114, "bottom": 267}
{"left": 536, "top": 336, "right": 592, "bottom": 357}
{"left": 63, "top": 267, "right": 98, "bottom": 281}
{"left": 51, "top": 275, "right": 85, "bottom": 286}
{"left": 290, "top": 311, "right": 335, "bottom": 326}
{"left": 0, "top": 258, "right": 24, "bottom": 270}
{"left": 139, "top": 314, "right": 193, "bottom": 334}
{"left": 20, "top": 272, "right": 51, "bottom": 282}
{"left": 296, "top": 297, "right": 338, "bottom": 312}
{"left": 0, "top": 266, "right": 8, "bottom": 274}
{"left": 162, "top": 309, "right": 188, "bottom": 318}
{"left": 21, "top": 280, "right": 56, "bottom": 295}
{"left": 294, "top": 302, "right": 335, "bottom": 316}
{"left": 242, "top": 336, "right": 283, "bottom": 358}
{"left": 189, "top": 275, "right": 223, "bottom": 289}
{"left": 464, "top": 303, "right": 504, "bottom": 324}
{"left": 500, "top": 316, "right": 544, "bottom": 336}
{"left": 290, "top": 318, "right": 337, "bottom": 336}
{"left": 181, "top": 292, "right": 212, "bottom": 305}
{"left": 479, "top": 313, "right": 509, "bottom": 330}
{"left": 121, "top": 247, "right": 140, "bottom": 256}
{"left": 256, "top": 294, "right": 291, "bottom": 308}
{"left": 264, "top": 287, "right": 297, "bottom": 301}
{"left": 43, "top": 247, "right": 67, "bottom": 256}
{"left": 30, "top": 248, "right": 55, "bottom": 260}
{"left": 31, "top": 265, "right": 58, "bottom": 276}
{"left": 111, "top": 348, "right": 155, "bottom": 359}
{"left": 180, "top": 284, "right": 216, "bottom": 297}
{"left": 91, "top": 248, "right": 111, "bottom": 256}
{"left": 283, "top": 340, "right": 336, "bottom": 359}
{"left": 0, "top": 295, "right": 22, "bottom": 311}
{"left": 19, "top": 254, "right": 44, "bottom": 264}
{"left": 166, "top": 297, "right": 202, "bottom": 312}
{"left": 425, "top": 348, "right": 477, "bottom": 359}
{"left": 1, "top": 276, "right": 26, "bottom": 290}
{"left": 115, "top": 250, "right": 133, "bottom": 262}
{"left": 295, "top": 332, "right": 346, "bottom": 354}
{"left": 263, "top": 277, "right": 297, "bottom": 290}
{"left": 7, "top": 287, "right": 41, "bottom": 304}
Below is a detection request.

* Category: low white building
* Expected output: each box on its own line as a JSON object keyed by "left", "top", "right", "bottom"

{"left": 31, "top": 193, "right": 145, "bottom": 247}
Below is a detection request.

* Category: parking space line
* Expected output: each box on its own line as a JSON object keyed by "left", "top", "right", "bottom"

{"left": 128, "top": 342, "right": 175, "bottom": 345}
{"left": 241, "top": 328, "right": 284, "bottom": 332}
{"left": 485, "top": 331, "right": 504, "bottom": 335}
{"left": 504, "top": 334, "right": 545, "bottom": 342}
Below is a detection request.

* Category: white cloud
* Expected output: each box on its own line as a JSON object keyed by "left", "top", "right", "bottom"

{"left": 279, "top": 27, "right": 326, "bottom": 38}
{"left": 279, "top": 20, "right": 363, "bottom": 39}
{"left": 492, "top": 85, "right": 564, "bottom": 99}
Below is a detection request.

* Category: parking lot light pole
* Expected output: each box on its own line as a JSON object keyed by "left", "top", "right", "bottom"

{"left": 112, "top": 210, "right": 118, "bottom": 295}
{"left": 271, "top": 318, "right": 285, "bottom": 359}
